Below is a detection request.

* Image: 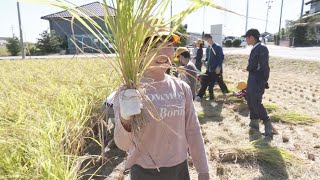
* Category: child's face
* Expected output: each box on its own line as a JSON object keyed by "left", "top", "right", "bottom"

{"left": 178, "top": 55, "right": 187, "bottom": 65}
{"left": 145, "top": 41, "right": 175, "bottom": 74}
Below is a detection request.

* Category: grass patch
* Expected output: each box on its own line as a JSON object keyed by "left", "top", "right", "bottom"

{"left": 226, "top": 96, "right": 245, "bottom": 104}
{"left": 0, "top": 46, "right": 9, "bottom": 56}
{"left": 226, "top": 85, "right": 238, "bottom": 93}
{"left": 263, "top": 102, "right": 280, "bottom": 113}
{"left": 197, "top": 111, "right": 205, "bottom": 119}
{"left": 223, "top": 79, "right": 233, "bottom": 84}
{"left": 271, "top": 111, "right": 319, "bottom": 125}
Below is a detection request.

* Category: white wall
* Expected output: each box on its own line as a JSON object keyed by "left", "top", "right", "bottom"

{"left": 0, "top": 40, "right": 8, "bottom": 46}
{"left": 210, "top": 24, "right": 223, "bottom": 45}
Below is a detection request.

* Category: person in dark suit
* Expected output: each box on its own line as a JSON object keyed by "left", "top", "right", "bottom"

{"left": 243, "top": 29, "right": 272, "bottom": 142}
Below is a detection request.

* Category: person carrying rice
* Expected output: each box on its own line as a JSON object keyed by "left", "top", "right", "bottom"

{"left": 112, "top": 24, "right": 209, "bottom": 180}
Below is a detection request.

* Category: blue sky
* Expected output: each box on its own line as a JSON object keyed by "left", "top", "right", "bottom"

{"left": 0, "top": 0, "right": 308, "bottom": 42}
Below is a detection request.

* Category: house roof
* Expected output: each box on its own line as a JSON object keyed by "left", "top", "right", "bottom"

{"left": 305, "top": 0, "right": 320, "bottom": 5}
{"left": 41, "top": 1, "right": 115, "bottom": 20}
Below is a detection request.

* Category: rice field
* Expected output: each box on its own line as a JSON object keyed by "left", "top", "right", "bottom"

{"left": 1, "top": 55, "right": 320, "bottom": 179}
{"left": 0, "top": 58, "right": 119, "bottom": 179}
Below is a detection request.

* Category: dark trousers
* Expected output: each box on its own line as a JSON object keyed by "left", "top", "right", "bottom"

{"left": 246, "top": 77, "right": 269, "bottom": 121}
{"left": 216, "top": 69, "right": 229, "bottom": 93}
{"left": 130, "top": 160, "right": 190, "bottom": 180}
{"left": 197, "top": 71, "right": 216, "bottom": 98}
{"left": 195, "top": 62, "right": 202, "bottom": 72}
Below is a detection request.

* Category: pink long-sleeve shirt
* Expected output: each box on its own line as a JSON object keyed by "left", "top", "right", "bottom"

{"left": 113, "top": 74, "right": 209, "bottom": 174}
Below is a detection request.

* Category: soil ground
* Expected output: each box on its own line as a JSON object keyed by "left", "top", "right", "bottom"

{"left": 83, "top": 54, "right": 320, "bottom": 180}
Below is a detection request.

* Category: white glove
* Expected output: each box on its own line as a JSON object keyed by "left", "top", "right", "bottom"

{"left": 119, "top": 89, "right": 143, "bottom": 120}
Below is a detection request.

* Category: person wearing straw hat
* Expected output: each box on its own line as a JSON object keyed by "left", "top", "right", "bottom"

{"left": 194, "top": 39, "right": 204, "bottom": 72}
{"left": 176, "top": 47, "right": 198, "bottom": 99}
{"left": 242, "top": 28, "right": 272, "bottom": 142}
{"left": 112, "top": 26, "right": 210, "bottom": 180}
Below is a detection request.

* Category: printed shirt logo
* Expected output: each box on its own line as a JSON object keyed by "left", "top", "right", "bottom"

{"left": 146, "top": 91, "right": 185, "bottom": 120}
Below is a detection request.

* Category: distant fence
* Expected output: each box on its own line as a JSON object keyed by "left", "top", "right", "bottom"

{"left": 67, "top": 34, "right": 114, "bottom": 54}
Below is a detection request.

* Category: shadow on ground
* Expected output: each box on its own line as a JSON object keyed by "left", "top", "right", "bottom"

{"left": 198, "top": 97, "right": 224, "bottom": 124}
{"left": 254, "top": 142, "right": 289, "bottom": 180}
{"left": 80, "top": 130, "right": 126, "bottom": 180}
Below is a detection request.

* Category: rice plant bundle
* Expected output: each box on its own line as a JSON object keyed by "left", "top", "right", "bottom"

{"left": 217, "top": 140, "right": 303, "bottom": 167}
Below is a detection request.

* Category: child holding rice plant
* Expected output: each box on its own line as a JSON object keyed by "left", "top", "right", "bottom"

{"left": 112, "top": 29, "right": 209, "bottom": 180}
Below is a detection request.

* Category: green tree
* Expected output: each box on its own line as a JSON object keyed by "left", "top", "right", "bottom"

{"left": 307, "top": 27, "right": 316, "bottom": 41}
{"left": 281, "top": 28, "right": 286, "bottom": 40}
{"left": 224, "top": 39, "right": 232, "bottom": 47}
{"left": 232, "top": 39, "right": 241, "bottom": 47}
{"left": 294, "top": 26, "right": 308, "bottom": 46}
{"left": 176, "top": 24, "right": 187, "bottom": 47}
{"left": 6, "top": 36, "right": 21, "bottom": 56}
{"left": 36, "top": 30, "right": 62, "bottom": 54}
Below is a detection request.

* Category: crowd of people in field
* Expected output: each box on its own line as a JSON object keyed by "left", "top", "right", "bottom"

{"left": 102, "top": 28, "right": 272, "bottom": 180}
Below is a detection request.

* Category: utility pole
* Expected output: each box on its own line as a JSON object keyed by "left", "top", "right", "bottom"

{"left": 202, "top": 6, "right": 205, "bottom": 36}
{"left": 245, "top": 0, "right": 249, "bottom": 33}
{"left": 265, "top": 0, "right": 273, "bottom": 33}
{"left": 300, "top": 0, "right": 305, "bottom": 19}
{"left": 277, "top": 0, "right": 284, "bottom": 45}
{"left": 17, "top": 2, "right": 25, "bottom": 59}
{"left": 170, "top": 0, "right": 172, "bottom": 27}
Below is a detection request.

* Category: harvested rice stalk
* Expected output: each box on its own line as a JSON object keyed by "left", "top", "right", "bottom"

{"left": 217, "top": 140, "right": 303, "bottom": 167}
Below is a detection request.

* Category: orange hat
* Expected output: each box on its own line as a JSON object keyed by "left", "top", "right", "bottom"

{"left": 236, "top": 81, "right": 247, "bottom": 90}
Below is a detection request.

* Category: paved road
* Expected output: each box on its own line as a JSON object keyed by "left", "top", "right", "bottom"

{"left": 1, "top": 45, "right": 319, "bottom": 60}
{"left": 0, "top": 53, "right": 116, "bottom": 60}
{"left": 223, "top": 45, "right": 320, "bottom": 61}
